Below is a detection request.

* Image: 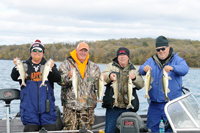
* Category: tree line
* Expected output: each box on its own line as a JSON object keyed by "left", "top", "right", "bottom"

{"left": 0, "top": 38, "right": 200, "bottom": 67}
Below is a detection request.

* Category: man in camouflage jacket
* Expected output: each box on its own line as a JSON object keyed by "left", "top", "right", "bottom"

{"left": 58, "top": 42, "right": 100, "bottom": 131}
{"left": 102, "top": 47, "right": 144, "bottom": 133}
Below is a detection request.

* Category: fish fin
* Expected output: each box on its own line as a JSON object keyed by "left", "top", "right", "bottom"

{"left": 131, "top": 95, "right": 135, "bottom": 100}
{"left": 17, "top": 76, "right": 21, "bottom": 80}
{"left": 167, "top": 88, "right": 170, "bottom": 93}
{"left": 165, "top": 97, "right": 170, "bottom": 101}
{"left": 168, "top": 76, "right": 172, "bottom": 80}
{"left": 103, "top": 93, "right": 105, "bottom": 96}
{"left": 126, "top": 104, "right": 134, "bottom": 109}
{"left": 103, "top": 81, "right": 107, "bottom": 85}
{"left": 113, "top": 102, "right": 118, "bottom": 107}
{"left": 150, "top": 77, "right": 154, "bottom": 83}
{"left": 97, "top": 100, "right": 103, "bottom": 103}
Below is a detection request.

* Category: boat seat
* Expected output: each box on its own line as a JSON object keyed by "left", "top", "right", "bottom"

{"left": 0, "top": 89, "right": 20, "bottom": 104}
{"left": 115, "top": 112, "right": 151, "bottom": 133}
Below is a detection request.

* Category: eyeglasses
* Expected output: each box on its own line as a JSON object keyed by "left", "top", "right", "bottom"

{"left": 32, "top": 49, "right": 43, "bottom": 53}
{"left": 156, "top": 47, "right": 168, "bottom": 52}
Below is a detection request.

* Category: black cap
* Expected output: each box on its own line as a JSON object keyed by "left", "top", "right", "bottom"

{"left": 155, "top": 36, "right": 169, "bottom": 48}
{"left": 117, "top": 47, "right": 130, "bottom": 57}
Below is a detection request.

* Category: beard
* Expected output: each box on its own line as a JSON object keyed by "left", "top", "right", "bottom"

{"left": 32, "top": 55, "right": 42, "bottom": 62}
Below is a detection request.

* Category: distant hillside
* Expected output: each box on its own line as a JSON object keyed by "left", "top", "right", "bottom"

{"left": 0, "top": 38, "right": 200, "bottom": 67}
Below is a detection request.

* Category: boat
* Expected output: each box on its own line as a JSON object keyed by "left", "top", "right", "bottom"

{"left": 0, "top": 88, "right": 149, "bottom": 133}
{"left": 2, "top": 88, "right": 200, "bottom": 133}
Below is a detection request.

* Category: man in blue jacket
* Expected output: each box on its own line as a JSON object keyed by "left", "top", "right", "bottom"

{"left": 139, "top": 35, "right": 189, "bottom": 132}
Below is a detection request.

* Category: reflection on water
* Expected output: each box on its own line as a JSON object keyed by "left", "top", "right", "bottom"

{"left": 0, "top": 60, "right": 200, "bottom": 118}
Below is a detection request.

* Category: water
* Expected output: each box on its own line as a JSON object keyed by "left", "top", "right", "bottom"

{"left": 0, "top": 60, "right": 200, "bottom": 119}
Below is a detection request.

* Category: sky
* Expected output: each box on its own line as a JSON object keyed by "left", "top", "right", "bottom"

{"left": 0, "top": 0, "right": 200, "bottom": 45}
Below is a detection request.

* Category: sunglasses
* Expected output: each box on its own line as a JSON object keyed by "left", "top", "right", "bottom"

{"left": 32, "top": 49, "right": 43, "bottom": 53}
{"left": 156, "top": 47, "right": 168, "bottom": 52}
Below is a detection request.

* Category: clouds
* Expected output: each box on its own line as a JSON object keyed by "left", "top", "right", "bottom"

{"left": 0, "top": 0, "right": 200, "bottom": 45}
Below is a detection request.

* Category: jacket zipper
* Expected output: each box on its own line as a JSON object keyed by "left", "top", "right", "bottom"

{"left": 37, "top": 82, "right": 39, "bottom": 113}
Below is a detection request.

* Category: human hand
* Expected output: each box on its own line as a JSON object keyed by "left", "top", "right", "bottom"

{"left": 68, "top": 70, "right": 73, "bottom": 78}
{"left": 128, "top": 73, "right": 136, "bottom": 80}
{"left": 50, "top": 59, "right": 54, "bottom": 68}
{"left": 13, "top": 57, "right": 18, "bottom": 66}
{"left": 110, "top": 73, "right": 117, "bottom": 81}
{"left": 164, "top": 65, "right": 173, "bottom": 73}
{"left": 143, "top": 65, "right": 152, "bottom": 72}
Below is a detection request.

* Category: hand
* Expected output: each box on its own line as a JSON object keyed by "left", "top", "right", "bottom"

{"left": 68, "top": 70, "right": 73, "bottom": 78}
{"left": 13, "top": 57, "right": 18, "bottom": 66}
{"left": 128, "top": 73, "right": 136, "bottom": 80}
{"left": 50, "top": 59, "right": 54, "bottom": 68}
{"left": 101, "top": 74, "right": 106, "bottom": 80}
{"left": 164, "top": 65, "right": 173, "bottom": 73}
{"left": 110, "top": 73, "right": 117, "bottom": 81}
{"left": 143, "top": 65, "right": 152, "bottom": 72}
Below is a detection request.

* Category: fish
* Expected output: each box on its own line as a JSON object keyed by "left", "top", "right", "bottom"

{"left": 71, "top": 68, "right": 78, "bottom": 100}
{"left": 40, "top": 59, "right": 52, "bottom": 87}
{"left": 144, "top": 69, "right": 152, "bottom": 99}
{"left": 97, "top": 74, "right": 106, "bottom": 103}
{"left": 126, "top": 74, "right": 135, "bottom": 109}
{"left": 15, "top": 58, "right": 26, "bottom": 87}
{"left": 162, "top": 69, "right": 171, "bottom": 101}
{"left": 111, "top": 76, "right": 118, "bottom": 107}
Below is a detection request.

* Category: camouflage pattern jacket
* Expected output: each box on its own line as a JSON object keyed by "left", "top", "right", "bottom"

{"left": 59, "top": 56, "right": 100, "bottom": 110}
{"left": 102, "top": 57, "right": 144, "bottom": 110}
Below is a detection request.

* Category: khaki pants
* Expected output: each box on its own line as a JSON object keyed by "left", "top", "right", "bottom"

{"left": 62, "top": 107, "right": 95, "bottom": 131}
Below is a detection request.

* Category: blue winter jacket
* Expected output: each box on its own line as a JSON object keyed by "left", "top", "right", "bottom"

{"left": 139, "top": 53, "right": 189, "bottom": 102}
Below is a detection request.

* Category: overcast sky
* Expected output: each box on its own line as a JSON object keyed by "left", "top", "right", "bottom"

{"left": 0, "top": 0, "right": 200, "bottom": 45}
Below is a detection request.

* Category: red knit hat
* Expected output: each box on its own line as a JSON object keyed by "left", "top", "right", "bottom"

{"left": 30, "top": 39, "right": 45, "bottom": 53}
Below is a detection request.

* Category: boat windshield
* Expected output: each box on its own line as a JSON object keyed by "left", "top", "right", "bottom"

{"left": 165, "top": 92, "right": 200, "bottom": 132}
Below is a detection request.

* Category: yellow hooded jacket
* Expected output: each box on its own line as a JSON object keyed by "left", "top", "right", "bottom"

{"left": 70, "top": 49, "right": 89, "bottom": 79}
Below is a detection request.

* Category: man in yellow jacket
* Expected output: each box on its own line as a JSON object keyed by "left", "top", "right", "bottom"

{"left": 59, "top": 42, "right": 101, "bottom": 130}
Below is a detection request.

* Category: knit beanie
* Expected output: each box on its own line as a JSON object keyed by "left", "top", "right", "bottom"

{"left": 155, "top": 36, "right": 169, "bottom": 48}
{"left": 117, "top": 47, "right": 130, "bottom": 57}
{"left": 30, "top": 39, "right": 45, "bottom": 53}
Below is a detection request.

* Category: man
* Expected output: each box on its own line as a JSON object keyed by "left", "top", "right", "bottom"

{"left": 59, "top": 42, "right": 100, "bottom": 130}
{"left": 102, "top": 47, "right": 144, "bottom": 133}
{"left": 139, "top": 35, "right": 189, "bottom": 132}
{"left": 11, "top": 39, "right": 61, "bottom": 132}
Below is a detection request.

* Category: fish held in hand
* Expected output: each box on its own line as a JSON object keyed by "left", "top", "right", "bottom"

{"left": 162, "top": 69, "right": 171, "bottom": 101}
{"left": 15, "top": 58, "right": 26, "bottom": 87}
{"left": 126, "top": 75, "right": 135, "bottom": 109}
{"left": 111, "top": 77, "right": 118, "bottom": 107}
{"left": 40, "top": 59, "right": 52, "bottom": 87}
{"left": 144, "top": 69, "right": 153, "bottom": 99}
{"left": 70, "top": 68, "right": 78, "bottom": 100}
{"left": 97, "top": 74, "right": 106, "bottom": 103}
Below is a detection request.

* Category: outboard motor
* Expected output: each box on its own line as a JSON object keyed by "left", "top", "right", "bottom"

{"left": 115, "top": 112, "right": 151, "bottom": 133}
{"left": 0, "top": 89, "right": 20, "bottom": 133}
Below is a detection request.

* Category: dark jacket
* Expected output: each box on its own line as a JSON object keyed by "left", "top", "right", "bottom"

{"left": 102, "top": 57, "right": 144, "bottom": 112}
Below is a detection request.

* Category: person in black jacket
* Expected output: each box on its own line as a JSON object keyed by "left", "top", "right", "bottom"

{"left": 11, "top": 39, "right": 61, "bottom": 132}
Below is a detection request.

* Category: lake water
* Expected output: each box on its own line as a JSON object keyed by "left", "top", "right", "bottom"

{"left": 0, "top": 59, "right": 200, "bottom": 119}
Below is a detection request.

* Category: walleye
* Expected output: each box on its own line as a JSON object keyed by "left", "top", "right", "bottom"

{"left": 144, "top": 69, "right": 152, "bottom": 99}
{"left": 111, "top": 76, "right": 118, "bottom": 107}
{"left": 97, "top": 74, "right": 106, "bottom": 103}
{"left": 71, "top": 68, "right": 78, "bottom": 100}
{"left": 40, "top": 59, "right": 52, "bottom": 87}
{"left": 15, "top": 58, "right": 26, "bottom": 87}
{"left": 126, "top": 74, "right": 135, "bottom": 109}
{"left": 162, "top": 69, "right": 171, "bottom": 101}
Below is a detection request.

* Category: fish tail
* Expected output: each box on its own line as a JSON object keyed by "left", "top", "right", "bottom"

{"left": 165, "top": 97, "right": 170, "bottom": 101}
{"left": 113, "top": 102, "right": 118, "bottom": 107}
{"left": 97, "top": 100, "right": 103, "bottom": 103}
{"left": 126, "top": 104, "right": 134, "bottom": 109}
{"left": 20, "top": 83, "right": 26, "bottom": 87}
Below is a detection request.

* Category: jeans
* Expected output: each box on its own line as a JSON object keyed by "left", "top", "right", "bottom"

{"left": 105, "top": 107, "right": 132, "bottom": 133}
